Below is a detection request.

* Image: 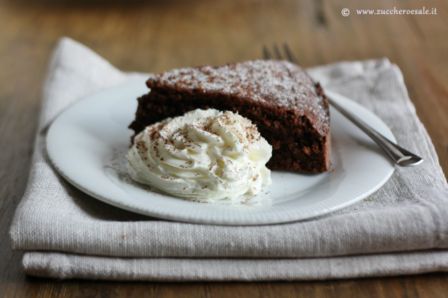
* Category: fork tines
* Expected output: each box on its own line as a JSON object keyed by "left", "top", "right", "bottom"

{"left": 263, "top": 43, "right": 298, "bottom": 64}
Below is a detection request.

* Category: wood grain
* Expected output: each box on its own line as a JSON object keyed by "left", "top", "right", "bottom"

{"left": 0, "top": 0, "right": 447, "bottom": 297}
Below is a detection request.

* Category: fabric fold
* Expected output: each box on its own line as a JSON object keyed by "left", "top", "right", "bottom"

{"left": 23, "top": 251, "right": 448, "bottom": 281}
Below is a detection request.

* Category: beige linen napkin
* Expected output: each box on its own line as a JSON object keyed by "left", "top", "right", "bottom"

{"left": 10, "top": 37, "right": 448, "bottom": 280}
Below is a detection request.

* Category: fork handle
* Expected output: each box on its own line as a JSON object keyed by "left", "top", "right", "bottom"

{"left": 325, "top": 92, "right": 423, "bottom": 167}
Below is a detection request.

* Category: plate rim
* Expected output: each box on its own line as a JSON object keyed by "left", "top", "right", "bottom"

{"left": 46, "top": 78, "right": 396, "bottom": 226}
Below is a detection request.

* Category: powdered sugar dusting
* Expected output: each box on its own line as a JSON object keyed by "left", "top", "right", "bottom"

{"left": 146, "top": 60, "right": 329, "bottom": 133}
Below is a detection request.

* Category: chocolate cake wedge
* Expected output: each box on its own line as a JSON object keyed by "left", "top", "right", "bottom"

{"left": 129, "top": 60, "right": 330, "bottom": 173}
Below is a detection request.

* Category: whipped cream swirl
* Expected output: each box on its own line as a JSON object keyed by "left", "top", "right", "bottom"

{"left": 127, "top": 109, "right": 272, "bottom": 204}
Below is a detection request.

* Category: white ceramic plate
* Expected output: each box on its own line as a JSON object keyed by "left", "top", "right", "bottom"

{"left": 47, "top": 78, "right": 395, "bottom": 225}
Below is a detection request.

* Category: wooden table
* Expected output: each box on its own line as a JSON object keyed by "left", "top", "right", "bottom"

{"left": 1, "top": 0, "right": 447, "bottom": 296}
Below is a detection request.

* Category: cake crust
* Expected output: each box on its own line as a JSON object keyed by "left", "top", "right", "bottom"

{"left": 130, "top": 60, "right": 330, "bottom": 173}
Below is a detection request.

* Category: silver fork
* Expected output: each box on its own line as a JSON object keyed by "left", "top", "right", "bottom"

{"left": 263, "top": 44, "right": 423, "bottom": 167}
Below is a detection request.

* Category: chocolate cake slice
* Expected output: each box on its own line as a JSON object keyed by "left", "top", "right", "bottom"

{"left": 129, "top": 60, "right": 330, "bottom": 173}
